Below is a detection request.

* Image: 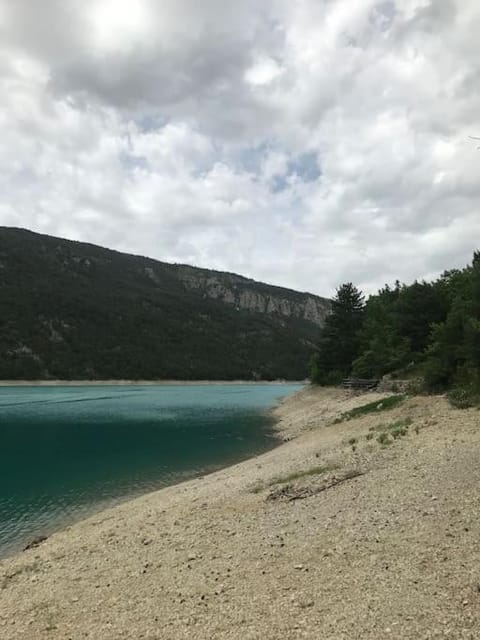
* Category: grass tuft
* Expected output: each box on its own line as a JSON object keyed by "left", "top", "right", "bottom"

{"left": 375, "top": 417, "right": 413, "bottom": 445}
{"left": 377, "top": 431, "right": 392, "bottom": 446}
{"left": 250, "top": 462, "right": 339, "bottom": 493}
{"left": 334, "top": 395, "right": 406, "bottom": 423}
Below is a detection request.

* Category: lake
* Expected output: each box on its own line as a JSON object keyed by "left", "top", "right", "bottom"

{"left": 0, "top": 383, "right": 302, "bottom": 557}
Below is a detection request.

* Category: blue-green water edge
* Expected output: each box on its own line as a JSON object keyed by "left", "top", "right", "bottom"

{"left": 0, "top": 384, "right": 302, "bottom": 558}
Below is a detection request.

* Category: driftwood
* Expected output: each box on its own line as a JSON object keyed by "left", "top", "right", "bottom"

{"left": 23, "top": 535, "right": 48, "bottom": 551}
{"left": 267, "top": 470, "right": 365, "bottom": 502}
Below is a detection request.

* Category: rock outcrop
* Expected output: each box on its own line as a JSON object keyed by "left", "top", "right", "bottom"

{"left": 170, "top": 265, "right": 331, "bottom": 327}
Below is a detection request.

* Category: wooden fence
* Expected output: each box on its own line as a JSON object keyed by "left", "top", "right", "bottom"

{"left": 341, "top": 378, "right": 380, "bottom": 390}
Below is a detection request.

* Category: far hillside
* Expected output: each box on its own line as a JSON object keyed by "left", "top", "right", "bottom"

{"left": 0, "top": 227, "right": 330, "bottom": 381}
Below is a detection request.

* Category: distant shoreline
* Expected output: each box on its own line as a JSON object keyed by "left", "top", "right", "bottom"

{"left": 0, "top": 379, "right": 307, "bottom": 387}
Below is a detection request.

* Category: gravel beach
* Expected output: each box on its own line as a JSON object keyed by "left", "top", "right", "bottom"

{"left": 1, "top": 386, "right": 479, "bottom": 639}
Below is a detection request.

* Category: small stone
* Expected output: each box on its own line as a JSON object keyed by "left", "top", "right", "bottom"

{"left": 298, "top": 599, "right": 314, "bottom": 609}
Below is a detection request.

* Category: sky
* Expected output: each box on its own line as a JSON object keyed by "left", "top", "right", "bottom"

{"left": 0, "top": 0, "right": 479, "bottom": 297}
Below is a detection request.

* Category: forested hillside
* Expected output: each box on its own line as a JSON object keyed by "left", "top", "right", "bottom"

{"left": 0, "top": 227, "right": 330, "bottom": 380}
{"left": 311, "top": 252, "right": 480, "bottom": 406}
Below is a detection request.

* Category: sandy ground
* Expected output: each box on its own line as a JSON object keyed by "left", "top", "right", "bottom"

{"left": 1, "top": 386, "right": 480, "bottom": 639}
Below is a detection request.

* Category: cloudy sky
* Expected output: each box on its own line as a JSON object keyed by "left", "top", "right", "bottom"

{"left": 0, "top": 0, "right": 479, "bottom": 296}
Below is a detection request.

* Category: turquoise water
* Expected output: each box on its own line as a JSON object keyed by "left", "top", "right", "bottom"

{"left": 0, "top": 383, "right": 301, "bottom": 557}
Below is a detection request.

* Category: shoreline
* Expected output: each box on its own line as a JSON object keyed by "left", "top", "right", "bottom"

{"left": 0, "top": 386, "right": 307, "bottom": 561}
{"left": 0, "top": 379, "right": 306, "bottom": 387}
{"left": 0, "top": 385, "right": 293, "bottom": 560}
{"left": 2, "top": 386, "right": 480, "bottom": 638}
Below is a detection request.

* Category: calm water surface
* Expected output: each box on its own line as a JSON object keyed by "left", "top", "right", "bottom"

{"left": 0, "top": 383, "right": 302, "bottom": 557}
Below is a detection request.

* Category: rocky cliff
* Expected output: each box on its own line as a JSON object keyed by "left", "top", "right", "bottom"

{"left": 170, "top": 265, "right": 330, "bottom": 326}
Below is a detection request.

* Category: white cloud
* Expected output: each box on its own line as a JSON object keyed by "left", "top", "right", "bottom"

{"left": 89, "top": 0, "right": 151, "bottom": 51}
{"left": 245, "top": 56, "right": 284, "bottom": 87}
{"left": 0, "top": 0, "right": 479, "bottom": 297}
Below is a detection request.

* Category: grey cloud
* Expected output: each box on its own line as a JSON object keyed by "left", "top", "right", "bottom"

{"left": 4, "top": 0, "right": 278, "bottom": 117}
{"left": 407, "top": 0, "right": 457, "bottom": 33}
{"left": 0, "top": 0, "right": 479, "bottom": 298}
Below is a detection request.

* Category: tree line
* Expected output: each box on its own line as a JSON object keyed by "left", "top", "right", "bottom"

{"left": 311, "top": 252, "right": 480, "bottom": 407}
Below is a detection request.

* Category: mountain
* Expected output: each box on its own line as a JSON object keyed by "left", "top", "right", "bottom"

{"left": 0, "top": 227, "right": 331, "bottom": 380}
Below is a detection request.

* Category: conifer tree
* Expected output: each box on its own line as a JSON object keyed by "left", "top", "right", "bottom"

{"left": 311, "top": 283, "right": 364, "bottom": 384}
{"left": 424, "top": 252, "right": 480, "bottom": 393}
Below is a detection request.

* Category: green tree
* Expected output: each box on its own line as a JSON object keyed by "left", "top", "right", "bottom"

{"left": 424, "top": 297, "right": 469, "bottom": 390}
{"left": 311, "top": 283, "right": 365, "bottom": 384}
{"left": 351, "top": 294, "right": 409, "bottom": 378}
{"left": 424, "top": 252, "right": 480, "bottom": 393}
{"left": 394, "top": 280, "right": 448, "bottom": 356}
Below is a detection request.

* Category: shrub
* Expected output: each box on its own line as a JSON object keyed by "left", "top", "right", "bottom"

{"left": 377, "top": 432, "right": 392, "bottom": 445}
{"left": 447, "top": 387, "right": 480, "bottom": 409}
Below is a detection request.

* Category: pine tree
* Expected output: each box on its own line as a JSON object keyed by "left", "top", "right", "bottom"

{"left": 311, "top": 283, "right": 364, "bottom": 384}
{"left": 424, "top": 252, "right": 480, "bottom": 393}
{"left": 394, "top": 280, "right": 447, "bottom": 355}
{"left": 351, "top": 294, "right": 409, "bottom": 378}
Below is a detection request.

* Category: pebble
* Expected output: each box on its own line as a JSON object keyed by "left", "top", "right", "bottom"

{"left": 298, "top": 599, "right": 314, "bottom": 609}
